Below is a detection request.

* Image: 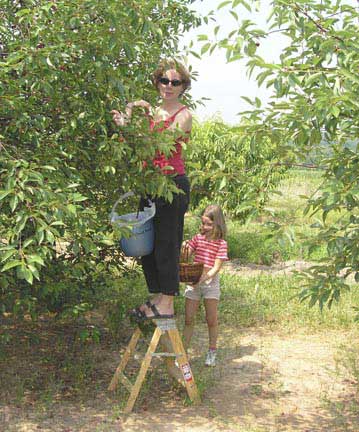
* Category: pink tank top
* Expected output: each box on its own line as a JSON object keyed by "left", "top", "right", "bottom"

{"left": 149, "top": 106, "right": 189, "bottom": 176}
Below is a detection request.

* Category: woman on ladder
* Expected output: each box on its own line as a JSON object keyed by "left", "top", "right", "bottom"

{"left": 111, "top": 59, "right": 192, "bottom": 321}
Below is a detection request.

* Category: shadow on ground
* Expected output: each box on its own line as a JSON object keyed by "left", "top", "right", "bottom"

{"left": 1, "top": 319, "right": 359, "bottom": 431}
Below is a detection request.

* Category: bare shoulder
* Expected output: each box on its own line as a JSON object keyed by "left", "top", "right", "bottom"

{"left": 178, "top": 106, "right": 192, "bottom": 120}
{"left": 175, "top": 106, "right": 192, "bottom": 132}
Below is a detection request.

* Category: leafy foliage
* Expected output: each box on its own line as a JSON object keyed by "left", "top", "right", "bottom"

{"left": 196, "top": 0, "right": 359, "bottom": 308}
{"left": 0, "top": 0, "right": 200, "bottom": 317}
{"left": 186, "top": 119, "right": 287, "bottom": 219}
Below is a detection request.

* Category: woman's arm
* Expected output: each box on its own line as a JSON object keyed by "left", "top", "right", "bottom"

{"left": 111, "top": 100, "right": 152, "bottom": 126}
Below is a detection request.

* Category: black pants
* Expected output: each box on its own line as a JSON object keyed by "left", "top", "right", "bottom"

{"left": 140, "top": 175, "right": 190, "bottom": 296}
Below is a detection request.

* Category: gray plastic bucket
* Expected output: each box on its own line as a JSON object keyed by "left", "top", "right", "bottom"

{"left": 110, "top": 192, "right": 155, "bottom": 257}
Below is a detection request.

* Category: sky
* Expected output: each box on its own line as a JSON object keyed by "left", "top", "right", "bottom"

{"left": 181, "top": 0, "right": 358, "bottom": 125}
{"left": 180, "top": 0, "right": 286, "bottom": 124}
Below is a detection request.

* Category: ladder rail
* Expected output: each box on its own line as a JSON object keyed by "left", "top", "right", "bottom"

{"left": 108, "top": 326, "right": 142, "bottom": 392}
{"left": 108, "top": 319, "right": 200, "bottom": 413}
{"left": 124, "top": 326, "right": 163, "bottom": 413}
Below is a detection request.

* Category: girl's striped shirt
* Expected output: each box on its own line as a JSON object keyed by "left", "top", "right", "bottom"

{"left": 187, "top": 234, "right": 228, "bottom": 268}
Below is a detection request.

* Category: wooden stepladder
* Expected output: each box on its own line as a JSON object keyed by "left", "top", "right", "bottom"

{"left": 108, "top": 318, "right": 200, "bottom": 413}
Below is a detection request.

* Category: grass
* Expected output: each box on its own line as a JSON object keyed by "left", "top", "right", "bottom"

{"left": 226, "top": 222, "right": 327, "bottom": 264}
{"left": 218, "top": 273, "right": 359, "bottom": 331}
{"left": 174, "top": 273, "right": 359, "bottom": 333}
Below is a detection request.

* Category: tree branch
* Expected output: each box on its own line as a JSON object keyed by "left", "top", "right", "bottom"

{"left": 295, "top": 3, "right": 345, "bottom": 43}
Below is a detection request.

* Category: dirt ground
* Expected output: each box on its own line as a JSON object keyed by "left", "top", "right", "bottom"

{"left": 1, "top": 262, "right": 359, "bottom": 431}
{"left": 223, "top": 259, "right": 314, "bottom": 277}
{"left": 2, "top": 326, "right": 358, "bottom": 432}
{"left": 119, "top": 329, "right": 359, "bottom": 432}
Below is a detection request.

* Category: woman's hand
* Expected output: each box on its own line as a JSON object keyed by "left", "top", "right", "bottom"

{"left": 129, "top": 100, "right": 151, "bottom": 110}
{"left": 111, "top": 100, "right": 151, "bottom": 127}
{"left": 111, "top": 110, "right": 127, "bottom": 126}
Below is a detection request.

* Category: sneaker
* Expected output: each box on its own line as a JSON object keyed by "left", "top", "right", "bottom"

{"left": 205, "top": 349, "right": 217, "bottom": 367}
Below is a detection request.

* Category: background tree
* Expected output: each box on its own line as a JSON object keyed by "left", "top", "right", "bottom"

{"left": 186, "top": 118, "right": 287, "bottom": 219}
{"left": 197, "top": 0, "right": 359, "bottom": 308}
{"left": 0, "top": 0, "right": 199, "bottom": 317}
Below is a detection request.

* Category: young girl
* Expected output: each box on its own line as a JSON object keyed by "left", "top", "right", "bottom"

{"left": 183, "top": 204, "right": 228, "bottom": 366}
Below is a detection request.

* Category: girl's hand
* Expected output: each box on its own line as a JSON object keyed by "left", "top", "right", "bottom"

{"left": 191, "top": 258, "right": 224, "bottom": 288}
{"left": 111, "top": 110, "right": 127, "bottom": 126}
{"left": 180, "top": 241, "right": 191, "bottom": 262}
{"left": 190, "top": 271, "right": 207, "bottom": 289}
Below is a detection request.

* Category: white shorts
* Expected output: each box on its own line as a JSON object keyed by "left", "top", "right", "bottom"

{"left": 184, "top": 273, "right": 220, "bottom": 301}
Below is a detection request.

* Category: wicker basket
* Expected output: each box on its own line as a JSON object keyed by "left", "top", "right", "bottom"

{"left": 179, "top": 242, "right": 203, "bottom": 284}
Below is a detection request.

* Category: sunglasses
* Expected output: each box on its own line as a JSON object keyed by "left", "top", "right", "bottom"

{"left": 158, "top": 77, "right": 183, "bottom": 87}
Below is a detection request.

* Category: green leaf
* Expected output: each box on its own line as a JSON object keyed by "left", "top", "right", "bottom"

{"left": 218, "top": 1, "right": 231, "bottom": 9}
{"left": 331, "top": 106, "right": 340, "bottom": 118}
{"left": 27, "top": 255, "right": 45, "bottom": 266}
{"left": 230, "top": 10, "right": 238, "bottom": 20}
{"left": 201, "top": 43, "right": 211, "bottom": 55}
{"left": 67, "top": 204, "right": 77, "bottom": 215}
{"left": 15, "top": 8, "right": 31, "bottom": 17}
{"left": 214, "top": 159, "right": 224, "bottom": 169}
{"left": 197, "top": 34, "right": 208, "bottom": 41}
{"left": 10, "top": 195, "right": 18, "bottom": 212}
{"left": 1, "top": 260, "right": 23, "bottom": 272}
{"left": 257, "top": 70, "right": 273, "bottom": 87}
{"left": 189, "top": 50, "right": 201, "bottom": 59}
{"left": 219, "top": 176, "right": 227, "bottom": 190}
{"left": 23, "top": 267, "right": 34, "bottom": 284}
{"left": 305, "top": 72, "right": 323, "bottom": 87}
{"left": 240, "top": 0, "right": 252, "bottom": 11}
{"left": 1, "top": 249, "right": 17, "bottom": 263}
{"left": 340, "top": 68, "right": 359, "bottom": 85}
{"left": 46, "top": 230, "right": 55, "bottom": 243}
{"left": 0, "top": 190, "right": 12, "bottom": 201}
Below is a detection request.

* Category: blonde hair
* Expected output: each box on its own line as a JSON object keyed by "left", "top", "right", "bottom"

{"left": 203, "top": 205, "right": 227, "bottom": 240}
{"left": 152, "top": 59, "right": 191, "bottom": 94}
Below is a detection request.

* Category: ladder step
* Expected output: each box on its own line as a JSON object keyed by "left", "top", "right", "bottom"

{"left": 153, "top": 318, "right": 178, "bottom": 331}
{"left": 151, "top": 352, "right": 184, "bottom": 358}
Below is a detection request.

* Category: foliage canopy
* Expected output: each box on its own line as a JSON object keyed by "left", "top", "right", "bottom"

{"left": 0, "top": 0, "right": 199, "bottom": 317}
{"left": 196, "top": 0, "right": 359, "bottom": 308}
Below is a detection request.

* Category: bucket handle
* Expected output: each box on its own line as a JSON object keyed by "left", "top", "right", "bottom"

{"left": 110, "top": 191, "right": 135, "bottom": 220}
{"left": 110, "top": 192, "right": 155, "bottom": 225}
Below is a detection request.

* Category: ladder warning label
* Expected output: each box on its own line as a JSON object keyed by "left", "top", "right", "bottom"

{"left": 181, "top": 363, "right": 193, "bottom": 382}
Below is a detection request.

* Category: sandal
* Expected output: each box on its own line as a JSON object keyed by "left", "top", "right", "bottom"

{"left": 128, "top": 300, "right": 152, "bottom": 319}
{"left": 128, "top": 307, "right": 146, "bottom": 321}
{"left": 133, "top": 303, "right": 174, "bottom": 322}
